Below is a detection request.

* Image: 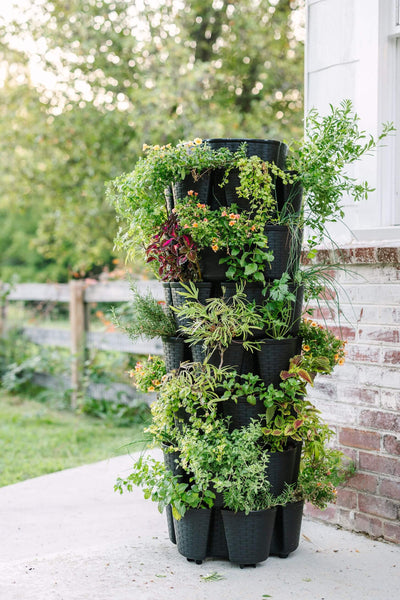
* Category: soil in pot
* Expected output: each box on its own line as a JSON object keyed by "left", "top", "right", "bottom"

{"left": 221, "top": 507, "right": 277, "bottom": 567}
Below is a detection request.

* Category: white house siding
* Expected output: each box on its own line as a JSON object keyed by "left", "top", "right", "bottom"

{"left": 304, "top": 0, "right": 400, "bottom": 543}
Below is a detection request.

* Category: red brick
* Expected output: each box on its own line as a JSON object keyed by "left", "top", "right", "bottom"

{"left": 376, "top": 247, "right": 400, "bottom": 264}
{"left": 304, "top": 503, "right": 337, "bottom": 522}
{"left": 380, "top": 479, "right": 400, "bottom": 501}
{"left": 330, "top": 325, "right": 356, "bottom": 341}
{"left": 359, "top": 452, "right": 400, "bottom": 477}
{"left": 339, "top": 427, "right": 381, "bottom": 451}
{"left": 359, "top": 410, "right": 400, "bottom": 433}
{"left": 383, "top": 350, "right": 400, "bottom": 365}
{"left": 383, "top": 521, "right": 400, "bottom": 544}
{"left": 352, "top": 247, "right": 378, "bottom": 263}
{"left": 354, "top": 512, "right": 383, "bottom": 538}
{"left": 336, "top": 488, "right": 358, "bottom": 510}
{"left": 337, "top": 385, "right": 379, "bottom": 406}
{"left": 346, "top": 472, "right": 379, "bottom": 494}
{"left": 358, "top": 493, "right": 398, "bottom": 519}
{"left": 347, "top": 346, "right": 380, "bottom": 364}
{"left": 383, "top": 434, "right": 400, "bottom": 456}
{"left": 359, "top": 327, "right": 400, "bottom": 343}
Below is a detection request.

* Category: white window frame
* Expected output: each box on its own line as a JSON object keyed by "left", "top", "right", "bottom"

{"left": 378, "top": 0, "right": 400, "bottom": 228}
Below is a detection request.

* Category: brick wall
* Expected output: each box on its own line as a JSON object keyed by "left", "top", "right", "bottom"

{"left": 302, "top": 245, "right": 400, "bottom": 544}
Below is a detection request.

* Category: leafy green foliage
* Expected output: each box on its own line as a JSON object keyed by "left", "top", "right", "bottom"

{"left": 173, "top": 282, "right": 262, "bottom": 366}
{"left": 112, "top": 283, "right": 176, "bottom": 340}
{"left": 287, "top": 99, "right": 395, "bottom": 250}
{"left": 114, "top": 454, "right": 215, "bottom": 519}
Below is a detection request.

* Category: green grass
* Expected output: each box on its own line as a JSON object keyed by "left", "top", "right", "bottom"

{"left": 0, "top": 389, "right": 149, "bottom": 487}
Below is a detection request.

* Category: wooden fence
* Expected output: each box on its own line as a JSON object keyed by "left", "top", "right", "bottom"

{"left": 0, "top": 280, "right": 164, "bottom": 407}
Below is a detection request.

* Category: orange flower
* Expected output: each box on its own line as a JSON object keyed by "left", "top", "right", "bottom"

{"left": 183, "top": 224, "right": 189, "bottom": 228}
{"left": 187, "top": 190, "right": 194, "bottom": 196}
{"left": 211, "top": 244, "right": 219, "bottom": 252}
{"left": 334, "top": 354, "right": 339, "bottom": 361}
{"left": 303, "top": 344, "right": 310, "bottom": 352}
{"left": 147, "top": 386, "right": 155, "bottom": 392}
{"left": 192, "top": 222, "right": 198, "bottom": 228}
{"left": 338, "top": 358, "right": 345, "bottom": 365}
{"left": 311, "top": 321, "right": 318, "bottom": 327}
{"left": 229, "top": 213, "right": 236, "bottom": 219}
{"left": 229, "top": 220, "right": 236, "bottom": 226}
{"left": 221, "top": 210, "right": 228, "bottom": 217}
{"left": 197, "top": 203, "right": 206, "bottom": 209}
{"left": 250, "top": 225, "right": 256, "bottom": 231}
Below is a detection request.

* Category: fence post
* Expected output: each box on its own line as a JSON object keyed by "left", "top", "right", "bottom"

{"left": 69, "top": 280, "right": 87, "bottom": 409}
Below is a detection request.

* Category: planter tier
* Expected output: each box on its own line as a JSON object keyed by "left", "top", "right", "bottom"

{"left": 158, "top": 138, "right": 304, "bottom": 567}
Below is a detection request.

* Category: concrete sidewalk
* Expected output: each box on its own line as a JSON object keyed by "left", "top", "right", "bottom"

{"left": 0, "top": 451, "right": 399, "bottom": 600}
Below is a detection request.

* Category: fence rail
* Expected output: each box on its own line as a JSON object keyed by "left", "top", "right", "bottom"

{"left": 0, "top": 280, "right": 164, "bottom": 407}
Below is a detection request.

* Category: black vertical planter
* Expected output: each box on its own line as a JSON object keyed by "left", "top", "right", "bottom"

{"left": 156, "top": 138, "right": 305, "bottom": 567}
{"left": 170, "top": 281, "right": 213, "bottom": 330}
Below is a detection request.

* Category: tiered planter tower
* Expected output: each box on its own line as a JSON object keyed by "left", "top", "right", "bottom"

{"left": 160, "top": 139, "right": 304, "bottom": 567}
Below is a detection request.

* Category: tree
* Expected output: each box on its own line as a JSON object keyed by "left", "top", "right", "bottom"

{"left": 0, "top": 0, "right": 304, "bottom": 281}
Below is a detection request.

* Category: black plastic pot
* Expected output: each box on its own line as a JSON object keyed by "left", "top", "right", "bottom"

{"left": 265, "top": 445, "right": 298, "bottom": 496}
{"left": 162, "top": 443, "right": 190, "bottom": 482}
{"left": 220, "top": 395, "right": 266, "bottom": 431}
{"left": 209, "top": 342, "right": 257, "bottom": 374}
{"left": 269, "top": 500, "right": 304, "bottom": 558}
{"left": 165, "top": 504, "right": 177, "bottom": 545}
{"left": 199, "top": 247, "right": 229, "bottom": 281}
{"left": 257, "top": 337, "right": 299, "bottom": 387}
{"left": 170, "top": 281, "right": 212, "bottom": 330}
{"left": 174, "top": 508, "right": 212, "bottom": 563}
{"left": 162, "top": 336, "right": 190, "bottom": 373}
{"left": 205, "top": 139, "right": 288, "bottom": 167}
{"left": 221, "top": 507, "right": 277, "bottom": 567}
{"left": 263, "top": 225, "right": 303, "bottom": 281}
{"left": 220, "top": 281, "right": 265, "bottom": 307}
{"left": 206, "top": 508, "right": 229, "bottom": 558}
{"left": 275, "top": 171, "right": 303, "bottom": 219}
{"left": 172, "top": 172, "right": 211, "bottom": 206}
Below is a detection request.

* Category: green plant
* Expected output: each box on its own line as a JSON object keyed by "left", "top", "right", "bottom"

{"left": 108, "top": 139, "right": 243, "bottom": 261}
{"left": 130, "top": 355, "right": 166, "bottom": 393}
{"left": 80, "top": 396, "right": 150, "bottom": 427}
{"left": 261, "top": 375, "right": 322, "bottom": 452}
{"left": 172, "top": 282, "right": 262, "bottom": 367}
{"left": 218, "top": 372, "right": 270, "bottom": 407}
{"left": 114, "top": 454, "right": 215, "bottom": 519}
{"left": 112, "top": 283, "right": 176, "bottom": 341}
{"left": 145, "top": 361, "right": 230, "bottom": 444}
{"left": 287, "top": 100, "right": 395, "bottom": 254}
{"left": 175, "top": 195, "right": 275, "bottom": 288}
{"left": 260, "top": 273, "right": 299, "bottom": 339}
{"left": 294, "top": 426, "right": 355, "bottom": 510}
{"left": 299, "top": 318, "right": 346, "bottom": 373}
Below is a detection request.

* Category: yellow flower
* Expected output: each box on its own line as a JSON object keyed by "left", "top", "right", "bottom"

{"left": 153, "top": 145, "right": 160, "bottom": 150}
{"left": 194, "top": 137, "right": 202, "bottom": 144}
{"left": 338, "top": 358, "right": 345, "bottom": 365}
{"left": 303, "top": 344, "right": 310, "bottom": 352}
{"left": 147, "top": 386, "right": 155, "bottom": 392}
{"left": 211, "top": 244, "right": 219, "bottom": 252}
{"left": 142, "top": 143, "right": 149, "bottom": 151}
{"left": 311, "top": 321, "right": 318, "bottom": 327}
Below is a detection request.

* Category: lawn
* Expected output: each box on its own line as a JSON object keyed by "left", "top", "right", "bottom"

{"left": 0, "top": 389, "right": 149, "bottom": 487}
